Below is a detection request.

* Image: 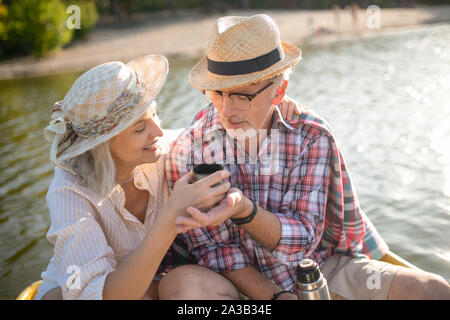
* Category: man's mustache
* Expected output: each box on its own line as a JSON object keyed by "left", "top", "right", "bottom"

{"left": 221, "top": 116, "right": 246, "bottom": 123}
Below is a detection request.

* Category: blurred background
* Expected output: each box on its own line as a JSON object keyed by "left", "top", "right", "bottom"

{"left": 0, "top": 0, "right": 449, "bottom": 299}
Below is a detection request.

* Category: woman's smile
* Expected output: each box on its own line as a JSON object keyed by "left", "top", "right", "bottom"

{"left": 143, "top": 140, "right": 160, "bottom": 152}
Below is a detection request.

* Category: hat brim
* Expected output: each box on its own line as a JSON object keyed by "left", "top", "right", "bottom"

{"left": 189, "top": 41, "right": 301, "bottom": 92}
{"left": 57, "top": 54, "right": 169, "bottom": 163}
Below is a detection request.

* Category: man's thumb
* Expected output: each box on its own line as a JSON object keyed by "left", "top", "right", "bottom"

{"left": 226, "top": 188, "right": 242, "bottom": 207}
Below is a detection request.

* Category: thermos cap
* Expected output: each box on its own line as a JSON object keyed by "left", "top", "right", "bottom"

{"left": 296, "top": 259, "right": 321, "bottom": 283}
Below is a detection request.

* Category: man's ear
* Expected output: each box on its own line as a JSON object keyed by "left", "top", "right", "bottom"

{"left": 271, "top": 80, "right": 288, "bottom": 106}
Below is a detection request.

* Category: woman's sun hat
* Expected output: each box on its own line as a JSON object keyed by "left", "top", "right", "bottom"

{"left": 189, "top": 14, "right": 302, "bottom": 92}
{"left": 44, "top": 54, "right": 169, "bottom": 175}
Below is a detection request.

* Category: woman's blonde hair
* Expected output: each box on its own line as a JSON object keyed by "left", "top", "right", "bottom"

{"left": 64, "top": 142, "right": 117, "bottom": 199}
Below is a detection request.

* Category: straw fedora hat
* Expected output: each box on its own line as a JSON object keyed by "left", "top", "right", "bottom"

{"left": 43, "top": 54, "right": 169, "bottom": 174}
{"left": 189, "top": 14, "right": 302, "bottom": 91}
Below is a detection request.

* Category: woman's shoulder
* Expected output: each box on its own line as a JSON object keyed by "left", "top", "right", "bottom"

{"left": 47, "top": 167, "right": 96, "bottom": 202}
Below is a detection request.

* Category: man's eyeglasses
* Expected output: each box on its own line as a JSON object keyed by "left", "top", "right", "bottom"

{"left": 205, "top": 82, "right": 273, "bottom": 111}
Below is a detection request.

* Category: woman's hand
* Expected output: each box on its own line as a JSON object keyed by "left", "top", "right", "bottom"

{"left": 279, "top": 95, "right": 309, "bottom": 120}
{"left": 174, "top": 187, "right": 251, "bottom": 233}
{"left": 165, "top": 170, "right": 231, "bottom": 218}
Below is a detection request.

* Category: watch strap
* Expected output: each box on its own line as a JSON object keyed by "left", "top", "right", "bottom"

{"left": 231, "top": 200, "right": 257, "bottom": 225}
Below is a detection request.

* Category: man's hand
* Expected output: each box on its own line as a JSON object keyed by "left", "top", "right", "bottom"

{"left": 175, "top": 188, "right": 251, "bottom": 234}
{"left": 220, "top": 265, "right": 298, "bottom": 300}
{"left": 176, "top": 187, "right": 282, "bottom": 251}
{"left": 165, "top": 170, "right": 231, "bottom": 219}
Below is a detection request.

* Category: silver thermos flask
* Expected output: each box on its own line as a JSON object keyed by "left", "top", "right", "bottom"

{"left": 296, "top": 258, "right": 331, "bottom": 300}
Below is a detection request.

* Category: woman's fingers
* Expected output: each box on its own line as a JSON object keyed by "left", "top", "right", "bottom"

{"left": 175, "top": 191, "right": 242, "bottom": 233}
{"left": 195, "top": 176, "right": 230, "bottom": 210}
{"left": 280, "top": 96, "right": 305, "bottom": 120}
{"left": 175, "top": 209, "right": 204, "bottom": 233}
{"left": 187, "top": 206, "right": 212, "bottom": 224}
{"left": 175, "top": 215, "right": 202, "bottom": 229}
{"left": 294, "top": 102, "right": 303, "bottom": 115}
{"left": 209, "top": 181, "right": 231, "bottom": 197}
{"left": 175, "top": 207, "right": 210, "bottom": 233}
{"left": 176, "top": 170, "right": 195, "bottom": 185}
{"left": 195, "top": 170, "right": 230, "bottom": 189}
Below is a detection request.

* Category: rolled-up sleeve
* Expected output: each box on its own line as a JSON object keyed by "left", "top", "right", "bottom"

{"left": 46, "top": 186, "right": 116, "bottom": 300}
{"left": 271, "top": 133, "right": 331, "bottom": 265}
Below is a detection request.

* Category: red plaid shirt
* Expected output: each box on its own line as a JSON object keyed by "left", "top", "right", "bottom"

{"left": 165, "top": 104, "right": 389, "bottom": 292}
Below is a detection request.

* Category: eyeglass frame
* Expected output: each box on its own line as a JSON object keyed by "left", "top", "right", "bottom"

{"left": 205, "top": 81, "right": 274, "bottom": 109}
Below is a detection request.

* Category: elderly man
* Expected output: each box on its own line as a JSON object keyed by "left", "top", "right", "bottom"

{"left": 160, "top": 14, "right": 450, "bottom": 300}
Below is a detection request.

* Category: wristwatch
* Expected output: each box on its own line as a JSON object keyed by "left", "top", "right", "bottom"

{"left": 231, "top": 199, "right": 257, "bottom": 225}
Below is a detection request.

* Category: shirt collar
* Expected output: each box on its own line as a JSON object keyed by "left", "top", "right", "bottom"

{"left": 108, "top": 164, "right": 158, "bottom": 212}
{"left": 272, "top": 104, "right": 295, "bottom": 131}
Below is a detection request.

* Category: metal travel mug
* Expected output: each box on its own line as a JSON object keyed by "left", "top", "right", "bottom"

{"left": 296, "top": 258, "right": 331, "bottom": 300}
{"left": 193, "top": 164, "right": 225, "bottom": 187}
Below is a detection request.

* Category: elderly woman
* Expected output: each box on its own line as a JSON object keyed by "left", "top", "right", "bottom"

{"left": 36, "top": 54, "right": 301, "bottom": 300}
{"left": 35, "top": 54, "right": 234, "bottom": 300}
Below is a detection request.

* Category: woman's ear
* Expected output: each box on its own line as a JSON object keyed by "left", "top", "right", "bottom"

{"left": 271, "top": 80, "right": 288, "bottom": 106}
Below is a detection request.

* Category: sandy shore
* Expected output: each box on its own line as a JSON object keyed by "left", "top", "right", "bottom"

{"left": 0, "top": 6, "right": 449, "bottom": 80}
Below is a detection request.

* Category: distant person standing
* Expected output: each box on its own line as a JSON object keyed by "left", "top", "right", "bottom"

{"left": 332, "top": 4, "right": 341, "bottom": 33}
{"left": 351, "top": 2, "right": 360, "bottom": 30}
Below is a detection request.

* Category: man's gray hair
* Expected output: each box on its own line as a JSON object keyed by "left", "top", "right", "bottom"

{"left": 270, "top": 68, "right": 292, "bottom": 95}
{"left": 64, "top": 142, "right": 117, "bottom": 199}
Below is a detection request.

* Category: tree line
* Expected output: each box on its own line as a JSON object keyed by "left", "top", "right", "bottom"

{"left": 1, "top": 0, "right": 446, "bottom": 60}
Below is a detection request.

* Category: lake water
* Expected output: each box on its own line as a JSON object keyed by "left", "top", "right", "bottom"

{"left": 1, "top": 24, "right": 449, "bottom": 299}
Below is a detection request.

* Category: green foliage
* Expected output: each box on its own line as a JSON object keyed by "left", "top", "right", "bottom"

{"left": 2, "top": 0, "right": 72, "bottom": 58}
{"left": 1, "top": 0, "right": 98, "bottom": 59}
{"left": 0, "top": 0, "right": 7, "bottom": 41}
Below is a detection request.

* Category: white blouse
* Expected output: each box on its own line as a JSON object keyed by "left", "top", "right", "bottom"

{"left": 36, "top": 129, "right": 181, "bottom": 299}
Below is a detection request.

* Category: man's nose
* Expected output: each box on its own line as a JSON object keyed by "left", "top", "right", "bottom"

{"left": 221, "top": 95, "right": 237, "bottom": 118}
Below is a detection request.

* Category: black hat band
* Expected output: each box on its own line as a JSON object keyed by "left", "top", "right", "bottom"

{"left": 206, "top": 48, "right": 281, "bottom": 76}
